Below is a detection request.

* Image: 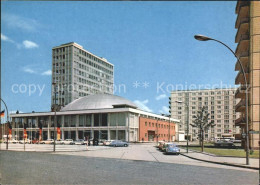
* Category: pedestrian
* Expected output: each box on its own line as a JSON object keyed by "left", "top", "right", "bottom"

{"left": 86, "top": 136, "right": 89, "bottom": 151}
{"left": 142, "top": 138, "right": 144, "bottom": 143}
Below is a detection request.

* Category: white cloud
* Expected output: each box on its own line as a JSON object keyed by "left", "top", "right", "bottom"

{"left": 22, "top": 66, "right": 51, "bottom": 76}
{"left": 2, "top": 13, "right": 40, "bottom": 32}
{"left": 23, "top": 40, "right": 39, "bottom": 49}
{"left": 0, "top": 34, "right": 38, "bottom": 49}
{"left": 23, "top": 67, "right": 37, "bottom": 74}
{"left": 159, "top": 106, "right": 169, "bottom": 114}
{"left": 133, "top": 99, "right": 153, "bottom": 112}
{"left": 41, "top": 70, "right": 52, "bottom": 76}
{"left": 156, "top": 94, "right": 167, "bottom": 101}
{"left": 1, "top": 33, "right": 14, "bottom": 43}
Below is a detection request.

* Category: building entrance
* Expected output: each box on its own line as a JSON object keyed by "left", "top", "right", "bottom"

{"left": 148, "top": 131, "right": 155, "bottom": 141}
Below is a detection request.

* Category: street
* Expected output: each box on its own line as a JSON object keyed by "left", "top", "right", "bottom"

{"left": 0, "top": 143, "right": 258, "bottom": 184}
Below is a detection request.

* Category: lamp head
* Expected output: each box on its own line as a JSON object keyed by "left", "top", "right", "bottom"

{"left": 194, "top": 34, "right": 212, "bottom": 41}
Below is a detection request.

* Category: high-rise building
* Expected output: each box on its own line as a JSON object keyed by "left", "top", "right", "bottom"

{"left": 170, "top": 88, "right": 240, "bottom": 141}
{"left": 234, "top": 1, "right": 259, "bottom": 150}
{"left": 51, "top": 42, "right": 114, "bottom": 107}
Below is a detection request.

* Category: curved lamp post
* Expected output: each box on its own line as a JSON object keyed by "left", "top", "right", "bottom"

{"left": 1, "top": 98, "right": 9, "bottom": 150}
{"left": 52, "top": 82, "right": 57, "bottom": 152}
{"left": 194, "top": 34, "right": 249, "bottom": 165}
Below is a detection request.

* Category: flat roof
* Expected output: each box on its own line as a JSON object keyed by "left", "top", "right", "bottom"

{"left": 10, "top": 107, "right": 180, "bottom": 123}
{"left": 171, "top": 87, "right": 238, "bottom": 94}
{"left": 52, "top": 42, "right": 114, "bottom": 66}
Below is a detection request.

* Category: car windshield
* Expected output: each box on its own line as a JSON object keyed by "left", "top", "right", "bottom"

{"left": 168, "top": 144, "right": 177, "bottom": 148}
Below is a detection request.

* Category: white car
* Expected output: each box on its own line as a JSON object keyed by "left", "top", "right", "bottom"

{"left": 74, "top": 139, "right": 84, "bottom": 145}
{"left": 55, "top": 139, "right": 64, "bottom": 145}
{"left": 40, "top": 139, "right": 54, "bottom": 144}
{"left": 11, "top": 139, "right": 19, "bottom": 144}
{"left": 19, "top": 139, "right": 31, "bottom": 144}
{"left": 62, "top": 139, "right": 75, "bottom": 145}
{"left": 103, "top": 140, "right": 113, "bottom": 146}
{"left": 4, "top": 139, "right": 19, "bottom": 144}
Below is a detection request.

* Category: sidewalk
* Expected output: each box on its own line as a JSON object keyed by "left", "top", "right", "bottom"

{"left": 180, "top": 148, "right": 259, "bottom": 170}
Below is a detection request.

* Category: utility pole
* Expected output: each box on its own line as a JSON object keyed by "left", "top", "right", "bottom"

{"left": 52, "top": 83, "right": 57, "bottom": 152}
{"left": 1, "top": 98, "right": 9, "bottom": 150}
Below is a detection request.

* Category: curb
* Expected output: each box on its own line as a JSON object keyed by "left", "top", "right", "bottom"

{"left": 180, "top": 147, "right": 258, "bottom": 158}
{"left": 180, "top": 153, "right": 259, "bottom": 170}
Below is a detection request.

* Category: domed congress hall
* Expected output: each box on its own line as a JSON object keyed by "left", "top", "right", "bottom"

{"left": 10, "top": 94, "right": 179, "bottom": 142}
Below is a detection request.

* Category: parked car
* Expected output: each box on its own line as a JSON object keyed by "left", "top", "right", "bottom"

{"left": 62, "top": 139, "right": 75, "bottom": 145}
{"left": 12, "top": 139, "right": 19, "bottom": 144}
{"left": 40, "top": 139, "right": 54, "bottom": 144}
{"left": 214, "top": 140, "right": 235, "bottom": 147}
{"left": 74, "top": 139, "right": 84, "bottom": 145}
{"left": 103, "top": 140, "right": 113, "bottom": 146}
{"left": 19, "top": 139, "right": 31, "bottom": 144}
{"left": 109, "top": 140, "right": 128, "bottom": 147}
{"left": 27, "top": 139, "right": 32, "bottom": 144}
{"left": 156, "top": 141, "right": 165, "bottom": 148}
{"left": 19, "top": 140, "right": 26, "bottom": 144}
{"left": 165, "top": 143, "right": 180, "bottom": 155}
{"left": 32, "top": 139, "right": 39, "bottom": 144}
{"left": 98, "top": 139, "right": 106, "bottom": 146}
{"left": 161, "top": 142, "right": 172, "bottom": 152}
{"left": 4, "top": 139, "right": 19, "bottom": 144}
{"left": 158, "top": 141, "right": 165, "bottom": 150}
{"left": 92, "top": 138, "right": 99, "bottom": 146}
{"left": 55, "top": 139, "right": 64, "bottom": 145}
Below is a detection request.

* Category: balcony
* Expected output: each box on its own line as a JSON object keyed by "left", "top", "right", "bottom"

{"left": 235, "top": 17, "right": 249, "bottom": 43}
{"left": 235, "top": 86, "right": 246, "bottom": 99}
{"left": 235, "top": 34, "right": 250, "bottom": 56}
{"left": 235, "top": 51, "right": 249, "bottom": 71}
{"left": 235, "top": 99, "right": 246, "bottom": 112}
{"left": 235, "top": 67, "right": 249, "bottom": 85}
{"left": 235, "top": 1, "right": 250, "bottom": 15}
{"left": 235, "top": 116, "right": 246, "bottom": 126}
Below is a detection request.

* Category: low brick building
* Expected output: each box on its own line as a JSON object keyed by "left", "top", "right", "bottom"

{"left": 139, "top": 117, "right": 176, "bottom": 142}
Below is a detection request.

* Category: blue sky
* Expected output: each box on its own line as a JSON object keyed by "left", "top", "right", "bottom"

{"left": 1, "top": 1, "right": 238, "bottom": 117}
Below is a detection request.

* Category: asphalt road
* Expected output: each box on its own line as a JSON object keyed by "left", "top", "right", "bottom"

{"left": 0, "top": 151, "right": 258, "bottom": 185}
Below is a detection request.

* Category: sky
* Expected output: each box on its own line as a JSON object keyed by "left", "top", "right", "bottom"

{"left": 1, "top": 1, "right": 238, "bottom": 119}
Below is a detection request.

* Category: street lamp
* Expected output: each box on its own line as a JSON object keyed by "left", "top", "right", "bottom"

{"left": 1, "top": 98, "right": 9, "bottom": 150}
{"left": 194, "top": 34, "right": 250, "bottom": 165}
{"left": 175, "top": 100, "right": 189, "bottom": 153}
{"left": 52, "top": 83, "right": 57, "bottom": 152}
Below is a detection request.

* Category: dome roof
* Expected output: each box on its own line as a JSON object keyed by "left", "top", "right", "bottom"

{"left": 61, "top": 94, "right": 137, "bottom": 111}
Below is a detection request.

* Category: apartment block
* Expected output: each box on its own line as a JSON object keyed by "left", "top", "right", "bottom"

{"left": 51, "top": 42, "right": 114, "bottom": 107}
{"left": 170, "top": 89, "right": 240, "bottom": 141}
{"left": 235, "top": 1, "right": 260, "bottom": 150}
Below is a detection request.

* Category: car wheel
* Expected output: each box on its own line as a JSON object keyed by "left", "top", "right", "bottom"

{"left": 124, "top": 144, "right": 128, "bottom": 147}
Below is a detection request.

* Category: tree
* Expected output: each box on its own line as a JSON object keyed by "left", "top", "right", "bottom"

{"left": 190, "top": 106, "right": 215, "bottom": 152}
